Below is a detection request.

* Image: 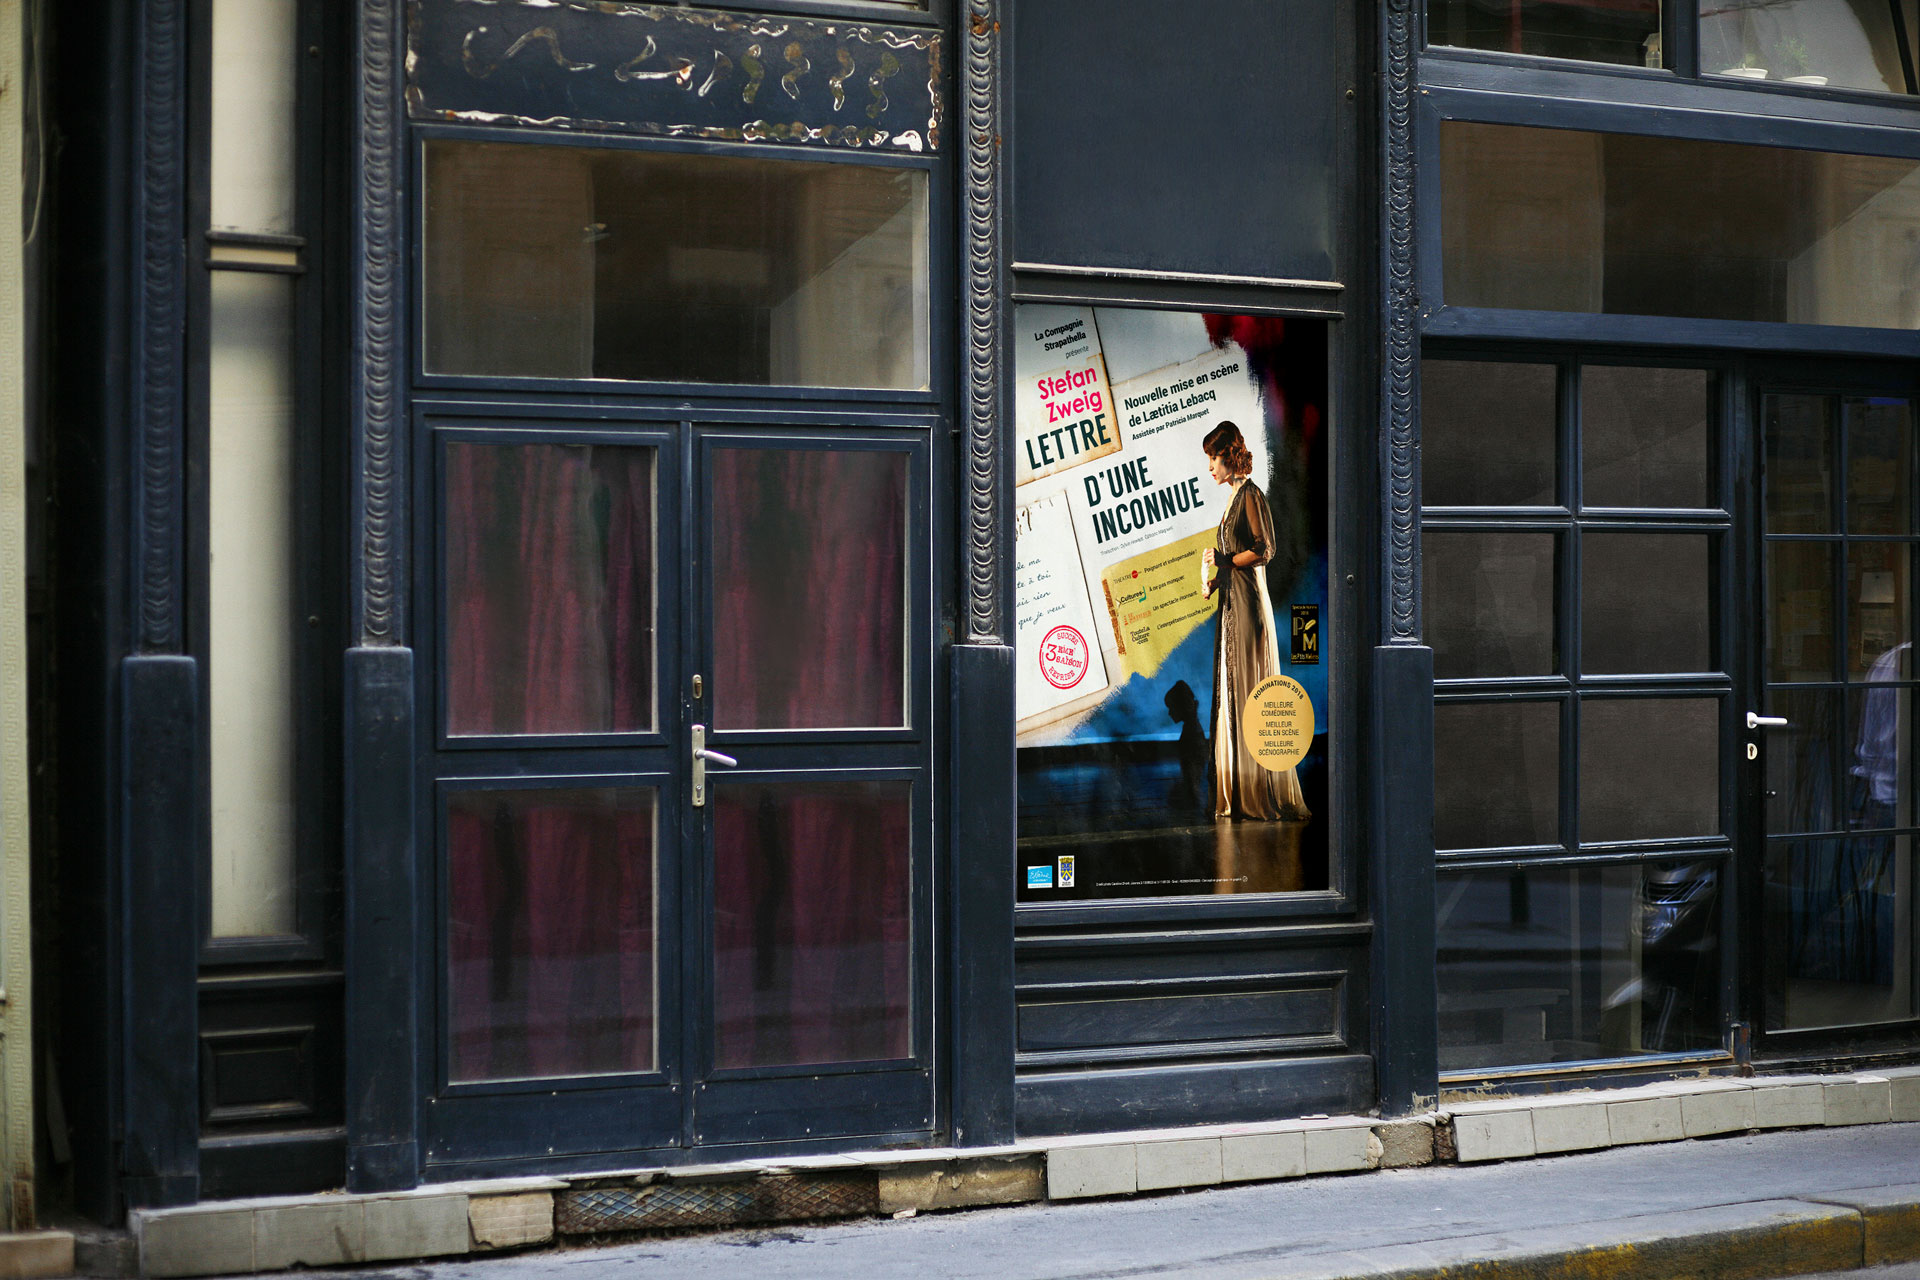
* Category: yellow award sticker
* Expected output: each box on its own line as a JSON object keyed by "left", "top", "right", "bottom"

{"left": 1241, "top": 675, "right": 1315, "bottom": 771}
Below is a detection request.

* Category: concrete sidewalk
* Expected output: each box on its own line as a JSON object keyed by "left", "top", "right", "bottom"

{"left": 302, "top": 1122, "right": 1920, "bottom": 1280}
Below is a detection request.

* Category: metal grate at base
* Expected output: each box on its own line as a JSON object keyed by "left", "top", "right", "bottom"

{"left": 556, "top": 1172, "right": 879, "bottom": 1234}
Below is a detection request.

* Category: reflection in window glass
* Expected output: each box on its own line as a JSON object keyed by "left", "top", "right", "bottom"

{"left": 424, "top": 141, "right": 930, "bottom": 388}
{"left": 1434, "top": 701, "right": 1561, "bottom": 849}
{"left": 1442, "top": 123, "right": 1920, "bottom": 329}
{"left": 1849, "top": 542, "right": 1912, "bottom": 677}
{"left": 1581, "top": 698, "right": 1721, "bottom": 842}
{"left": 1701, "top": 0, "right": 1916, "bottom": 93}
{"left": 448, "top": 787, "right": 657, "bottom": 1082}
{"left": 1766, "top": 394, "right": 1836, "bottom": 534}
{"left": 1582, "top": 533, "right": 1711, "bottom": 674}
{"left": 1013, "top": 307, "right": 1331, "bottom": 900}
{"left": 1769, "top": 541, "right": 1839, "bottom": 681}
{"left": 1426, "top": 531, "right": 1557, "bottom": 678}
{"left": 1767, "top": 688, "right": 1842, "bottom": 833}
{"left": 1848, "top": 398, "right": 1913, "bottom": 534}
{"left": 1582, "top": 367, "right": 1713, "bottom": 509}
{"left": 1438, "top": 861, "right": 1723, "bottom": 1072}
{"left": 1429, "top": 0, "right": 1660, "bottom": 66}
{"left": 1767, "top": 834, "right": 1914, "bottom": 1029}
{"left": 1422, "top": 359, "right": 1558, "bottom": 507}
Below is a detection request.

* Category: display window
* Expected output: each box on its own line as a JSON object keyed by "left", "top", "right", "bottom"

{"left": 1012, "top": 306, "right": 1330, "bottom": 902}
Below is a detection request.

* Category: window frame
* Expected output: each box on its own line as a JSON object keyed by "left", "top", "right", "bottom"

{"left": 1416, "top": 92, "right": 1920, "bottom": 361}
{"left": 407, "top": 124, "right": 945, "bottom": 408}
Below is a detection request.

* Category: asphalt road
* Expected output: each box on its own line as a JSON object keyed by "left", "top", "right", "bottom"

{"left": 279, "top": 1122, "right": 1920, "bottom": 1280}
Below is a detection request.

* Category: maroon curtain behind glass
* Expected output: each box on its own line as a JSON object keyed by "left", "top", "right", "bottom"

{"left": 713, "top": 783, "right": 912, "bottom": 1068}
{"left": 710, "top": 448, "right": 906, "bottom": 729}
{"left": 444, "top": 443, "right": 658, "bottom": 1081}
{"left": 447, "top": 790, "right": 656, "bottom": 1081}
{"left": 708, "top": 448, "right": 912, "bottom": 1067}
{"left": 446, "top": 442, "right": 654, "bottom": 736}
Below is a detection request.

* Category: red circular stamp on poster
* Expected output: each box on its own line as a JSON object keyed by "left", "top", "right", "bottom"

{"left": 1039, "top": 625, "right": 1090, "bottom": 690}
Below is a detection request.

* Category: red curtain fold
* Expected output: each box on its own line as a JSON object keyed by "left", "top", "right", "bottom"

{"left": 710, "top": 448, "right": 906, "bottom": 730}
{"left": 448, "top": 791, "right": 657, "bottom": 1082}
{"left": 446, "top": 442, "right": 654, "bottom": 736}
{"left": 712, "top": 783, "right": 912, "bottom": 1069}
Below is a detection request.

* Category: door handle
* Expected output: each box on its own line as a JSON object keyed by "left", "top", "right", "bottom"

{"left": 1746, "top": 712, "right": 1790, "bottom": 730}
{"left": 690, "top": 724, "right": 737, "bottom": 808}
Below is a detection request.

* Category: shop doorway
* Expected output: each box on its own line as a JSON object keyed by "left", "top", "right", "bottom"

{"left": 1754, "top": 366, "right": 1920, "bottom": 1050}
{"left": 420, "top": 420, "right": 935, "bottom": 1171}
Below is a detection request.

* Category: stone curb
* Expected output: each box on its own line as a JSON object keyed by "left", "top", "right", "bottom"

{"left": 121, "top": 1069, "right": 1920, "bottom": 1278}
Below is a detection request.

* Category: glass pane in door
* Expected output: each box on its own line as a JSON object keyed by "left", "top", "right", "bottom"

{"left": 447, "top": 787, "right": 659, "bottom": 1082}
{"left": 1763, "top": 391, "right": 1919, "bottom": 1031}
{"left": 711, "top": 780, "right": 912, "bottom": 1069}
{"left": 444, "top": 442, "right": 656, "bottom": 736}
{"left": 710, "top": 448, "right": 908, "bottom": 730}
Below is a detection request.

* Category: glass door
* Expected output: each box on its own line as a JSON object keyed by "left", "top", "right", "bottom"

{"left": 424, "top": 423, "right": 935, "bottom": 1169}
{"left": 686, "top": 428, "right": 933, "bottom": 1146}
{"left": 1757, "top": 378, "right": 1920, "bottom": 1041}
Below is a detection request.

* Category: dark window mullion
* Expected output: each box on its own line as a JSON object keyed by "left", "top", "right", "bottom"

{"left": 1563, "top": 356, "right": 1583, "bottom": 852}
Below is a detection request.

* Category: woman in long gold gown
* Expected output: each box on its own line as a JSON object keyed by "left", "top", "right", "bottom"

{"left": 1202, "top": 421, "right": 1310, "bottom": 822}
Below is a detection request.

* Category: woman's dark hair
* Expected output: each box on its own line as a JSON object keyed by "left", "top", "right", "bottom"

{"left": 1202, "top": 421, "right": 1254, "bottom": 478}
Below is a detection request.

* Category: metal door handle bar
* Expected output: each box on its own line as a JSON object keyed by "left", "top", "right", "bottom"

{"left": 691, "top": 724, "right": 737, "bottom": 807}
{"left": 1746, "top": 712, "right": 1790, "bottom": 730}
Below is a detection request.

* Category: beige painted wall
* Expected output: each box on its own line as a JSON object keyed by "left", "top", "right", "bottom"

{"left": 0, "top": 0, "right": 35, "bottom": 1233}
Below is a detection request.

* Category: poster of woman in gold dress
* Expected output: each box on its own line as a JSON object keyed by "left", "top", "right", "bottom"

{"left": 1201, "top": 422, "right": 1311, "bottom": 823}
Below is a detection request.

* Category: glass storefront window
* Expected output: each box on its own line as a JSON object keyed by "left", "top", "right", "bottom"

{"left": 1013, "top": 307, "right": 1331, "bottom": 901}
{"left": 424, "top": 141, "right": 930, "bottom": 389}
{"left": 1437, "top": 860, "right": 1724, "bottom": 1071}
{"left": 1428, "top": 0, "right": 1661, "bottom": 67}
{"left": 1442, "top": 123, "right": 1920, "bottom": 329}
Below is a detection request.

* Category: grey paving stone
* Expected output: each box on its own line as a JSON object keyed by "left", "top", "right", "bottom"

{"left": 1221, "top": 1130, "right": 1306, "bottom": 1183}
{"left": 365, "top": 1194, "right": 471, "bottom": 1261}
{"left": 1452, "top": 1110, "right": 1535, "bottom": 1163}
{"left": 139, "top": 1210, "right": 255, "bottom": 1279}
{"left": 1608, "top": 1096, "right": 1685, "bottom": 1146}
{"left": 1529, "top": 1102, "right": 1611, "bottom": 1154}
{"left": 1045, "top": 1144, "right": 1135, "bottom": 1200}
{"left": 1681, "top": 1087, "right": 1756, "bottom": 1137}
{"left": 1827, "top": 1077, "right": 1896, "bottom": 1126}
{"left": 253, "top": 1202, "right": 367, "bottom": 1271}
{"left": 1135, "top": 1138, "right": 1222, "bottom": 1191}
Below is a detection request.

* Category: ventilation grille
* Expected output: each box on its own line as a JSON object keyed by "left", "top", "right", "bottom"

{"left": 556, "top": 1172, "right": 878, "bottom": 1234}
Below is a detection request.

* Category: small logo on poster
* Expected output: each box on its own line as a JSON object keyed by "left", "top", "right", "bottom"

{"left": 1026, "top": 865, "right": 1054, "bottom": 889}
{"left": 1291, "top": 604, "right": 1320, "bottom": 665}
{"left": 1039, "top": 624, "right": 1090, "bottom": 690}
{"left": 1057, "top": 855, "right": 1076, "bottom": 888}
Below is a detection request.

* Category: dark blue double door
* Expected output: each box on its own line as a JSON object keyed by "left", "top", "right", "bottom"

{"left": 419, "top": 412, "right": 935, "bottom": 1173}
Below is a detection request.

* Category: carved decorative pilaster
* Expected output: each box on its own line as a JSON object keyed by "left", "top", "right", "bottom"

{"left": 355, "top": 0, "right": 404, "bottom": 645}
{"left": 961, "top": 0, "right": 1004, "bottom": 644}
{"left": 1382, "top": 0, "right": 1420, "bottom": 643}
{"left": 135, "top": 0, "right": 186, "bottom": 653}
